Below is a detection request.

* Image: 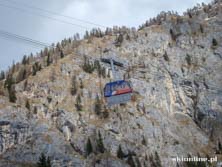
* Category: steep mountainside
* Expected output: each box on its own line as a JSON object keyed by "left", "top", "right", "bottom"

{"left": 0, "top": 1, "right": 222, "bottom": 167}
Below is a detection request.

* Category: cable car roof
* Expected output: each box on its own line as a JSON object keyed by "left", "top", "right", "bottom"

{"left": 105, "top": 80, "right": 126, "bottom": 86}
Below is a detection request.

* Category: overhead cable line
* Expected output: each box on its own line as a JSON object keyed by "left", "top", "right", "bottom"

{"left": 0, "top": 35, "right": 45, "bottom": 49}
{"left": 0, "top": 29, "right": 51, "bottom": 48}
{"left": 0, "top": 0, "right": 106, "bottom": 28}
{"left": 0, "top": 3, "right": 89, "bottom": 30}
{"left": 99, "top": 54, "right": 221, "bottom": 90}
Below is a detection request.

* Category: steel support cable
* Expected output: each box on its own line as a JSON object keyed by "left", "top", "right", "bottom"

{"left": 100, "top": 57, "right": 222, "bottom": 91}
{"left": 0, "top": 30, "right": 50, "bottom": 47}
{"left": 0, "top": 0, "right": 107, "bottom": 28}
{"left": 0, "top": 3, "right": 89, "bottom": 30}
{"left": 0, "top": 35, "right": 45, "bottom": 49}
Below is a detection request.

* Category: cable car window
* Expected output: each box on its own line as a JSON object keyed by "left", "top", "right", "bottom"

{"left": 123, "top": 82, "right": 127, "bottom": 88}
{"left": 117, "top": 84, "right": 120, "bottom": 90}
{"left": 105, "top": 85, "right": 110, "bottom": 93}
{"left": 111, "top": 84, "right": 114, "bottom": 91}
{"left": 127, "top": 82, "right": 131, "bottom": 88}
{"left": 122, "top": 82, "right": 126, "bottom": 89}
{"left": 113, "top": 85, "right": 117, "bottom": 91}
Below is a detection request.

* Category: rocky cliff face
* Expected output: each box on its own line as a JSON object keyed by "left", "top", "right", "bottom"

{"left": 0, "top": 1, "right": 222, "bottom": 167}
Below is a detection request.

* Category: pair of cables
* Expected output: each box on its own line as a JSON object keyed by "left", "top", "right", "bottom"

{"left": 0, "top": 0, "right": 106, "bottom": 47}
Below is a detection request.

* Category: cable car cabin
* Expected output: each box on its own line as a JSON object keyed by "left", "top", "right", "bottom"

{"left": 104, "top": 80, "right": 133, "bottom": 106}
{"left": 104, "top": 80, "right": 132, "bottom": 97}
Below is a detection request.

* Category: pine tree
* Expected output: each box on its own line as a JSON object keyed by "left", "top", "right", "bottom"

{"left": 5, "top": 75, "right": 16, "bottom": 103}
{"left": 186, "top": 54, "right": 192, "bottom": 66}
{"left": 94, "top": 60, "right": 102, "bottom": 77}
{"left": 186, "top": 154, "right": 196, "bottom": 167}
{"left": 50, "top": 70, "right": 56, "bottom": 82}
{"left": 37, "top": 153, "right": 51, "bottom": 167}
{"left": 115, "top": 34, "right": 124, "bottom": 47}
{"left": 71, "top": 76, "right": 78, "bottom": 96}
{"left": 86, "top": 138, "right": 93, "bottom": 156}
{"left": 46, "top": 156, "right": 51, "bottom": 167}
{"left": 187, "top": 11, "right": 192, "bottom": 18}
{"left": 218, "top": 140, "right": 222, "bottom": 153}
{"left": 11, "top": 61, "right": 16, "bottom": 74}
{"left": 149, "top": 153, "right": 156, "bottom": 167}
{"left": 84, "top": 31, "right": 89, "bottom": 39}
{"left": 154, "top": 151, "right": 162, "bottom": 167}
{"left": 102, "top": 107, "right": 109, "bottom": 119}
{"left": 97, "top": 131, "right": 105, "bottom": 153}
{"left": 126, "top": 33, "right": 131, "bottom": 40}
{"left": 34, "top": 106, "right": 38, "bottom": 114}
{"left": 101, "top": 67, "right": 106, "bottom": 78}
{"left": 212, "top": 38, "right": 218, "bottom": 47}
{"left": 23, "top": 68, "right": 27, "bottom": 80}
{"left": 46, "top": 53, "right": 52, "bottom": 66}
{"left": 5, "top": 74, "right": 14, "bottom": 89}
{"left": 68, "top": 38, "right": 72, "bottom": 43}
{"left": 22, "top": 55, "right": 27, "bottom": 65}
{"left": 8, "top": 85, "right": 17, "bottom": 103}
{"left": 60, "top": 50, "right": 64, "bottom": 58}
{"left": 37, "top": 153, "right": 46, "bottom": 167}
{"left": 75, "top": 94, "right": 82, "bottom": 111}
{"left": 0, "top": 71, "right": 5, "bottom": 80}
{"left": 127, "top": 152, "right": 136, "bottom": 167}
{"left": 32, "top": 63, "right": 37, "bottom": 76}
{"left": 200, "top": 24, "right": 204, "bottom": 33}
{"left": 32, "top": 62, "right": 41, "bottom": 76}
{"left": 73, "top": 33, "right": 80, "bottom": 41}
{"left": 196, "top": 153, "right": 206, "bottom": 167}
{"left": 82, "top": 56, "right": 94, "bottom": 73}
{"left": 25, "top": 99, "right": 30, "bottom": 110}
{"left": 17, "top": 67, "right": 26, "bottom": 82}
{"left": 163, "top": 51, "right": 169, "bottom": 61}
{"left": 94, "top": 96, "right": 102, "bottom": 115}
{"left": 142, "top": 136, "right": 147, "bottom": 146}
{"left": 56, "top": 42, "right": 61, "bottom": 51}
{"left": 135, "top": 157, "right": 142, "bottom": 167}
{"left": 117, "top": 145, "right": 124, "bottom": 159}
{"left": 169, "top": 29, "right": 176, "bottom": 41}
{"left": 23, "top": 80, "right": 28, "bottom": 91}
{"left": 80, "top": 79, "right": 84, "bottom": 89}
{"left": 43, "top": 47, "right": 49, "bottom": 57}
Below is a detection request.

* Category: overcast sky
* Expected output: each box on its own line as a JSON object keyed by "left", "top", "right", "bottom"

{"left": 0, "top": 0, "right": 212, "bottom": 71}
